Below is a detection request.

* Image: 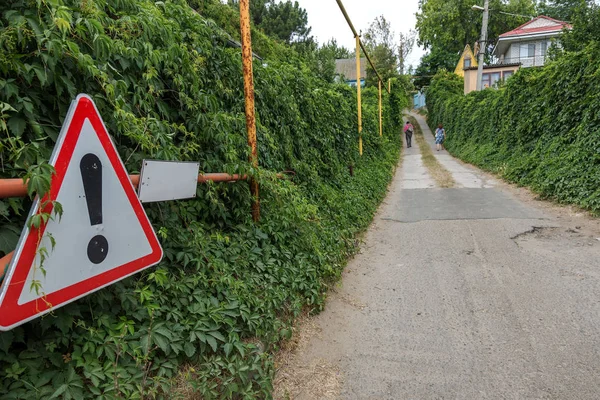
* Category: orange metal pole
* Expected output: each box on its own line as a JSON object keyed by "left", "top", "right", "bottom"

{"left": 0, "top": 178, "right": 28, "bottom": 198}
{"left": 356, "top": 35, "right": 363, "bottom": 156}
{"left": 0, "top": 251, "right": 12, "bottom": 281}
{"left": 0, "top": 173, "right": 252, "bottom": 199}
{"left": 0, "top": 172, "right": 290, "bottom": 269}
{"left": 239, "top": 0, "right": 260, "bottom": 222}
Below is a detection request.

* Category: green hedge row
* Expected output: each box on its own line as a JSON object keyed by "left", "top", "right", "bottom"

{"left": 0, "top": 0, "right": 406, "bottom": 398}
{"left": 426, "top": 43, "right": 600, "bottom": 213}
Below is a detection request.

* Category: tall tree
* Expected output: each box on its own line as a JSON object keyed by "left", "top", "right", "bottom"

{"left": 412, "top": 48, "right": 457, "bottom": 89}
{"left": 537, "top": 0, "right": 595, "bottom": 21}
{"left": 557, "top": 1, "right": 600, "bottom": 51}
{"left": 227, "top": 0, "right": 311, "bottom": 43}
{"left": 398, "top": 31, "right": 417, "bottom": 75}
{"left": 416, "top": 0, "right": 537, "bottom": 55}
{"left": 415, "top": 0, "right": 536, "bottom": 86}
{"left": 363, "top": 16, "right": 414, "bottom": 86}
{"left": 294, "top": 38, "right": 352, "bottom": 83}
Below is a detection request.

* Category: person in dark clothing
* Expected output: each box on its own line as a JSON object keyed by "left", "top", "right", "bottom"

{"left": 403, "top": 121, "right": 414, "bottom": 148}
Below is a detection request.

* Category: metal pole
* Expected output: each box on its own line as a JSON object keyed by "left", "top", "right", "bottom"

{"left": 0, "top": 174, "right": 253, "bottom": 199}
{"left": 334, "top": 0, "right": 390, "bottom": 94}
{"left": 356, "top": 35, "right": 363, "bottom": 155}
{"left": 378, "top": 80, "right": 382, "bottom": 137}
{"left": 476, "top": 0, "right": 489, "bottom": 91}
{"left": 240, "top": 0, "right": 260, "bottom": 221}
{"left": 0, "top": 251, "right": 12, "bottom": 281}
{"left": 388, "top": 79, "right": 391, "bottom": 93}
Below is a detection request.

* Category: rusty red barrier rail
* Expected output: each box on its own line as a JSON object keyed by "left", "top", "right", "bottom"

{"left": 0, "top": 173, "right": 246, "bottom": 279}
{"left": 0, "top": 173, "right": 249, "bottom": 200}
{"left": 0, "top": 171, "right": 294, "bottom": 280}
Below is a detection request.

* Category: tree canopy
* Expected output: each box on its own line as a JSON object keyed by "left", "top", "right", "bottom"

{"left": 537, "top": 0, "right": 596, "bottom": 21}
{"left": 414, "top": 0, "right": 537, "bottom": 89}
{"left": 227, "top": 0, "right": 311, "bottom": 43}
{"left": 557, "top": 1, "right": 600, "bottom": 52}
{"left": 412, "top": 48, "right": 457, "bottom": 89}
{"left": 363, "top": 15, "right": 415, "bottom": 86}
{"left": 416, "top": 0, "right": 537, "bottom": 56}
{"left": 293, "top": 38, "right": 352, "bottom": 83}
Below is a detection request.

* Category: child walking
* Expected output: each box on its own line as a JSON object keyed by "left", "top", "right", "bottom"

{"left": 435, "top": 124, "right": 446, "bottom": 151}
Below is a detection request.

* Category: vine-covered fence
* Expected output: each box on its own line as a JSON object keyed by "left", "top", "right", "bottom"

{"left": 0, "top": 0, "right": 409, "bottom": 398}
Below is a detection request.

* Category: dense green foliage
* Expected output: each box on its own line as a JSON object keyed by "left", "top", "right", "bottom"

{"left": 412, "top": 48, "right": 457, "bottom": 89}
{"left": 363, "top": 15, "right": 401, "bottom": 86}
{"left": 557, "top": 1, "right": 600, "bottom": 52}
{"left": 0, "top": 0, "right": 406, "bottom": 398}
{"left": 225, "top": 0, "right": 311, "bottom": 44}
{"left": 361, "top": 16, "right": 416, "bottom": 86}
{"left": 414, "top": 0, "right": 563, "bottom": 89}
{"left": 426, "top": 42, "right": 600, "bottom": 213}
{"left": 537, "top": 0, "right": 595, "bottom": 21}
{"left": 415, "top": 0, "right": 537, "bottom": 55}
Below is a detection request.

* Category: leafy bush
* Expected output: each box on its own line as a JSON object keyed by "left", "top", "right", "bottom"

{"left": 0, "top": 0, "right": 405, "bottom": 398}
{"left": 426, "top": 43, "right": 600, "bottom": 213}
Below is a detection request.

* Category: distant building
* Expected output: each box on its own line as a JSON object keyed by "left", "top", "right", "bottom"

{"left": 413, "top": 90, "right": 426, "bottom": 109}
{"left": 335, "top": 58, "right": 366, "bottom": 87}
{"left": 493, "top": 15, "right": 570, "bottom": 68}
{"left": 463, "top": 63, "right": 520, "bottom": 94}
{"left": 461, "top": 15, "right": 570, "bottom": 94}
{"left": 454, "top": 44, "right": 478, "bottom": 77}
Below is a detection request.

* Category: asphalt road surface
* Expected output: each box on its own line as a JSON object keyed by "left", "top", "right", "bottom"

{"left": 287, "top": 113, "right": 600, "bottom": 399}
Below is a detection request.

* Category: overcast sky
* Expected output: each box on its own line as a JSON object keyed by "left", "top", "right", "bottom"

{"left": 296, "top": 0, "right": 426, "bottom": 68}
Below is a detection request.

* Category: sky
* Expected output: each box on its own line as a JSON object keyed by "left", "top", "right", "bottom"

{"left": 296, "top": 0, "right": 426, "bottom": 69}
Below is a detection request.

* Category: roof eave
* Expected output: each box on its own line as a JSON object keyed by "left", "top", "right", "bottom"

{"left": 499, "top": 29, "right": 564, "bottom": 39}
{"left": 494, "top": 30, "right": 563, "bottom": 56}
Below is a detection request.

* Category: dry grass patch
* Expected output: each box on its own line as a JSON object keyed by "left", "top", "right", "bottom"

{"left": 407, "top": 115, "right": 456, "bottom": 188}
{"left": 272, "top": 312, "right": 342, "bottom": 400}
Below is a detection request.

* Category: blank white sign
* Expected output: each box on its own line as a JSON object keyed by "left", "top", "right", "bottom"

{"left": 138, "top": 160, "right": 199, "bottom": 203}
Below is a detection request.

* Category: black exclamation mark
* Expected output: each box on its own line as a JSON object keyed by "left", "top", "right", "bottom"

{"left": 80, "top": 153, "right": 109, "bottom": 264}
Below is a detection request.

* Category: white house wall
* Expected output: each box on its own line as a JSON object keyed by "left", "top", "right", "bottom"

{"left": 505, "top": 38, "right": 553, "bottom": 67}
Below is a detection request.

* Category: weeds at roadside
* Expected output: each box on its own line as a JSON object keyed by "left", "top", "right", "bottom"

{"left": 272, "top": 312, "right": 342, "bottom": 400}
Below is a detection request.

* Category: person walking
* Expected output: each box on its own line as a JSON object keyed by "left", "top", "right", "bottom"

{"left": 435, "top": 124, "right": 446, "bottom": 151}
{"left": 403, "top": 120, "right": 414, "bottom": 148}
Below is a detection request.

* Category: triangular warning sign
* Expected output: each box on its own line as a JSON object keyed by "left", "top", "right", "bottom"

{"left": 0, "top": 94, "right": 163, "bottom": 331}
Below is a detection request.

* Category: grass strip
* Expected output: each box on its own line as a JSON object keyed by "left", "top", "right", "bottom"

{"left": 407, "top": 115, "right": 456, "bottom": 188}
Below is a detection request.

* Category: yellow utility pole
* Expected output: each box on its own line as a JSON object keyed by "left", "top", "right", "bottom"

{"left": 378, "top": 80, "right": 382, "bottom": 137}
{"left": 356, "top": 35, "right": 362, "bottom": 156}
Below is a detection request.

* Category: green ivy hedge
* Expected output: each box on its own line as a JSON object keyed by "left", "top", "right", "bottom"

{"left": 0, "top": 0, "right": 406, "bottom": 398}
{"left": 426, "top": 44, "right": 600, "bottom": 213}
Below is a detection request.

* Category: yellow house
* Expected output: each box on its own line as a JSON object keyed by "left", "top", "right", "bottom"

{"left": 454, "top": 44, "right": 478, "bottom": 77}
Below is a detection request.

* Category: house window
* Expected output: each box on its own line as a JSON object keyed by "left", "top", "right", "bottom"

{"left": 482, "top": 72, "right": 501, "bottom": 88}
{"left": 520, "top": 43, "right": 535, "bottom": 58}
{"left": 464, "top": 58, "right": 471, "bottom": 68}
{"left": 541, "top": 40, "right": 552, "bottom": 55}
{"left": 503, "top": 71, "right": 514, "bottom": 80}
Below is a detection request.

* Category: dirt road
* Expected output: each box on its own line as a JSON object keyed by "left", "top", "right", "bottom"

{"left": 275, "top": 113, "right": 600, "bottom": 399}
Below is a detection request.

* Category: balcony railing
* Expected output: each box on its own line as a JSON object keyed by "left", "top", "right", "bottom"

{"left": 495, "top": 55, "right": 548, "bottom": 67}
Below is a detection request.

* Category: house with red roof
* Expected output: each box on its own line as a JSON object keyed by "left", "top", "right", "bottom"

{"left": 463, "top": 16, "right": 570, "bottom": 93}
{"left": 493, "top": 15, "right": 571, "bottom": 68}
